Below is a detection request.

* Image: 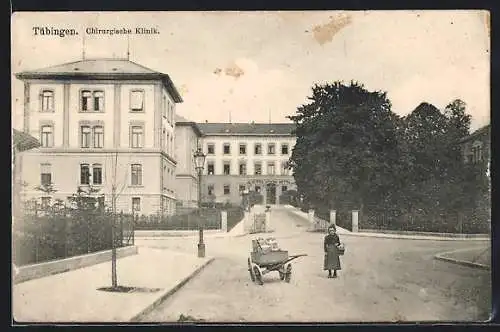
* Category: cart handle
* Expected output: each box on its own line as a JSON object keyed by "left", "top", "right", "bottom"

{"left": 289, "top": 254, "right": 308, "bottom": 259}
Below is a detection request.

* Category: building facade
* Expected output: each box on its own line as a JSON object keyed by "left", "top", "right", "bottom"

{"left": 174, "top": 115, "right": 202, "bottom": 208}
{"left": 460, "top": 124, "right": 491, "bottom": 166}
{"left": 196, "top": 123, "right": 297, "bottom": 206}
{"left": 15, "top": 58, "right": 183, "bottom": 215}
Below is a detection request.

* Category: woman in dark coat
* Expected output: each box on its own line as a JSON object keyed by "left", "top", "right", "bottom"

{"left": 324, "top": 225, "right": 341, "bottom": 278}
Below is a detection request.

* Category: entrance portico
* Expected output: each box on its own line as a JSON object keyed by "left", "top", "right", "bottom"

{"left": 246, "top": 178, "right": 295, "bottom": 205}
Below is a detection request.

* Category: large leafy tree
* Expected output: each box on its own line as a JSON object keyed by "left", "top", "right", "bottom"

{"left": 397, "top": 100, "right": 474, "bottom": 213}
{"left": 288, "top": 81, "right": 400, "bottom": 214}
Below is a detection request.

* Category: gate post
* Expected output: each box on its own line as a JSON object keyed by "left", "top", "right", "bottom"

{"left": 244, "top": 211, "right": 252, "bottom": 233}
{"left": 352, "top": 210, "right": 359, "bottom": 232}
{"left": 221, "top": 210, "right": 228, "bottom": 232}
{"left": 308, "top": 209, "right": 315, "bottom": 224}
{"left": 265, "top": 209, "right": 271, "bottom": 232}
{"left": 330, "top": 210, "right": 336, "bottom": 226}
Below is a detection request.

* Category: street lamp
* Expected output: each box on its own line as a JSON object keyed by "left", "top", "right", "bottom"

{"left": 241, "top": 189, "right": 249, "bottom": 212}
{"left": 194, "top": 147, "right": 207, "bottom": 258}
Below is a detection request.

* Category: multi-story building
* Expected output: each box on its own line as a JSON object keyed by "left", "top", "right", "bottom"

{"left": 196, "top": 122, "right": 297, "bottom": 206}
{"left": 15, "top": 58, "right": 183, "bottom": 215}
{"left": 459, "top": 124, "right": 491, "bottom": 165}
{"left": 174, "top": 115, "right": 202, "bottom": 208}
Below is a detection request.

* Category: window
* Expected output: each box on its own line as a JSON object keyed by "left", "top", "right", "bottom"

{"left": 93, "top": 126, "right": 104, "bottom": 148}
{"left": 207, "top": 184, "right": 215, "bottom": 196}
{"left": 267, "top": 162, "right": 276, "bottom": 175}
{"left": 81, "top": 90, "right": 92, "bottom": 111}
{"left": 254, "top": 162, "right": 262, "bottom": 175}
{"left": 281, "top": 144, "right": 289, "bottom": 155}
{"left": 41, "top": 197, "right": 51, "bottom": 208}
{"left": 254, "top": 143, "right": 262, "bottom": 155}
{"left": 40, "top": 163, "right": 51, "bottom": 186}
{"left": 80, "top": 164, "right": 90, "bottom": 185}
{"left": 131, "top": 164, "right": 143, "bottom": 185}
{"left": 81, "top": 90, "right": 104, "bottom": 112}
{"left": 268, "top": 143, "right": 276, "bottom": 155}
{"left": 40, "top": 125, "right": 53, "bottom": 147}
{"left": 281, "top": 161, "right": 290, "bottom": 175}
{"left": 170, "top": 103, "right": 174, "bottom": 125}
{"left": 132, "top": 197, "right": 141, "bottom": 212}
{"left": 131, "top": 126, "right": 144, "bottom": 148}
{"left": 162, "top": 129, "right": 166, "bottom": 150}
{"left": 223, "top": 162, "right": 231, "bottom": 175}
{"left": 281, "top": 186, "right": 288, "bottom": 193}
{"left": 207, "top": 143, "right": 215, "bottom": 155}
{"left": 223, "top": 143, "right": 231, "bottom": 155}
{"left": 93, "top": 91, "right": 104, "bottom": 111}
{"left": 130, "top": 90, "right": 144, "bottom": 112}
{"left": 207, "top": 162, "right": 215, "bottom": 175}
{"left": 223, "top": 185, "right": 230, "bottom": 195}
{"left": 41, "top": 90, "right": 54, "bottom": 112}
{"left": 471, "top": 143, "right": 483, "bottom": 163}
{"left": 255, "top": 186, "right": 261, "bottom": 193}
{"left": 239, "top": 162, "right": 247, "bottom": 175}
{"left": 92, "top": 164, "right": 102, "bottom": 185}
{"left": 81, "top": 126, "right": 91, "bottom": 148}
{"left": 239, "top": 144, "right": 246, "bottom": 155}
{"left": 239, "top": 185, "right": 246, "bottom": 193}
{"left": 162, "top": 96, "right": 167, "bottom": 118}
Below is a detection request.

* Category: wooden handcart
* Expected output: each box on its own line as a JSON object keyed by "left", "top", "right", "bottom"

{"left": 247, "top": 239, "right": 307, "bottom": 285}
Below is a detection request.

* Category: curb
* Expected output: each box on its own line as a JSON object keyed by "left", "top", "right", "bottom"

{"left": 129, "top": 257, "right": 215, "bottom": 322}
{"left": 433, "top": 248, "right": 490, "bottom": 270}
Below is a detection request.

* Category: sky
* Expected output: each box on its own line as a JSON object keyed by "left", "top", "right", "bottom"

{"left": 11, "top": 10, "right": 490, "bottom": 131}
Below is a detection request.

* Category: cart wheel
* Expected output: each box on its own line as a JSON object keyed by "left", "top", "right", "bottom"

{"left": 285, "top": 264, "right": 292, "bottom": 283}
{"left": 253, "top": 266, "right": 264, "bottom": 285}
{"left": 248, "top": 258, "right": 255, "bottom": 282}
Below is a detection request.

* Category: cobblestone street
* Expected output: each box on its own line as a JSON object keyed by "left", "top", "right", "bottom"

{"left": 137, "top": 208, "right": 491, "bottom": 323}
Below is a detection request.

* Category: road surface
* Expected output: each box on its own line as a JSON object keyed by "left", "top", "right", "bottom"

{"left": 136, "top": 207, "right": 491, "bottom": 323}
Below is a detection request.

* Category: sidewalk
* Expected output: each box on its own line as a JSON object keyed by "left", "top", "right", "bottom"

{"left": 13, "top": 247, "right": 214, "bottom": 323}
{"left": 135, "top": 230, "right": 240, "bottom": 240}
{"left": 434, "top": 246, "right": 491, "bottom": 270}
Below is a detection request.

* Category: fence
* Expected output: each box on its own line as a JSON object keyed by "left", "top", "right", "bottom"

{"left": 315, "top": 208, "right": 352, "bottom": 231}
{"left": 134, "top": 207, "right": 222, "bottom": 230}
{"left": 13, "top": 206, "right": 134, "bottom": 266}
{"left": 362, "top": 209, "right": 490, "bottom": 234}
{"left": 134, "top": 206, "right": 245, "bottom": 232}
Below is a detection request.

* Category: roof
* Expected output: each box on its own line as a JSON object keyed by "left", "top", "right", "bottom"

{"left": 13, "top": 129, "right": 40, "bottom": 151}
{"left": 459, "top": 124, "right": 491, "bottom": 143}
{"left": 15, "top": 58, "right": 183, "bottom": 103}
{"left": 197, "top": 122, "right": 296, "bottom": 136}
{"left": 175, "top": 114, "right": 202, "bottom": 137}
{"left": 175, "top": 114, "right": 191, "bottom": 123}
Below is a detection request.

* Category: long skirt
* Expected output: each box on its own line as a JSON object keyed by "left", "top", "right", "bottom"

{"left": 323, "top": 244, "right": 341, "bottom": 270}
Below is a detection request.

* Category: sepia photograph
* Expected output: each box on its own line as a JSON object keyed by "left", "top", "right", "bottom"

{"left": 11, "top": 10, "right": 491, "bottom": 323}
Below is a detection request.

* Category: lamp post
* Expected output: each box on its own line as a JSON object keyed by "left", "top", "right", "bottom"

{"left": 194, "top": 147, "right": 207, "bottom": 258}
{"left": 241, "top": 189, "right": 249, "bottom": 212}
